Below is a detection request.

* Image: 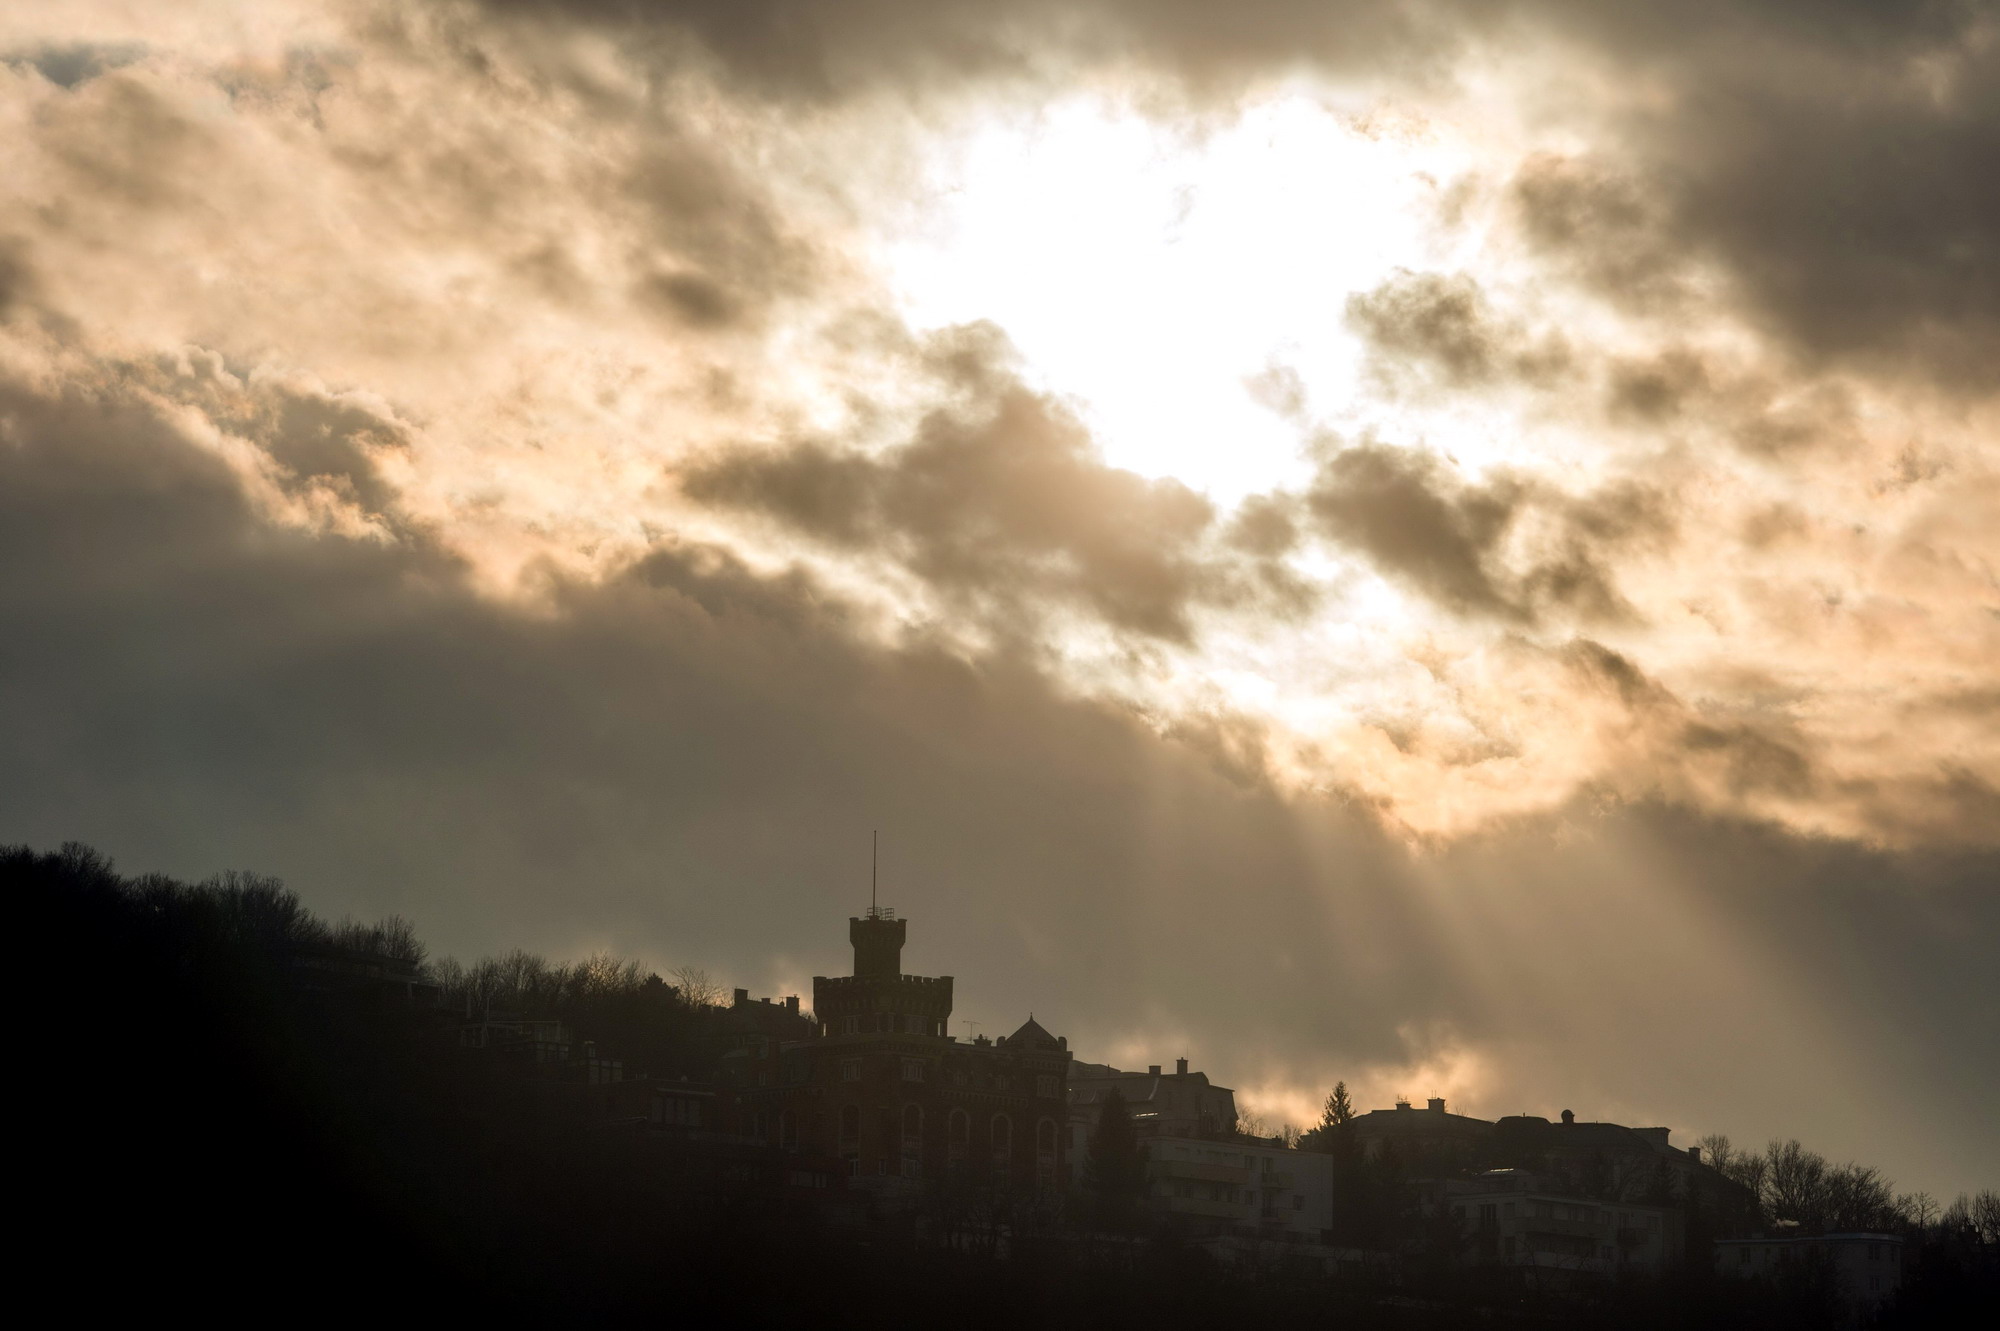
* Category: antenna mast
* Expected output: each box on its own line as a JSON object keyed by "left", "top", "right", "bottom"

{"left": 871, "top": 829, "right": 878, "bottom": 912}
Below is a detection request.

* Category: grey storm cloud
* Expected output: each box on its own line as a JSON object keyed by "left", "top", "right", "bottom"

{"left": 684, "top": 326, "right": 1309, "bottom": 643}
{"left": 1305, "top": 440, "right": 1672, "bottom": 626}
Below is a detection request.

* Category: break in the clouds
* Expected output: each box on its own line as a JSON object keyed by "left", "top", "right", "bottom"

{"left": 2, "top": 0, "right": 1997, "bottom": 1197}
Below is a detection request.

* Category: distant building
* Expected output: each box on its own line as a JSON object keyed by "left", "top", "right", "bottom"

{"left": 1438, "top": 1169, "right": 1682, "bottom": 1276}
{"left": 729, "top": 907, "right": 1072, "bottom": 1195}
{"left": 1714, "top": 1232, "right": 1904, "bottom": 1319}
{"left": 1489, "top": 1110, "right": 1701, "bottom": 1201}
{"left": 1349, "top": 1097, "right": 1493, "bottom": 1169}
{"left": 1067, "top": 1056, "right": 1236, "bottom": 1175}
{"left": 1142, "top": 1134, "right": 1332, "bottom": 1245}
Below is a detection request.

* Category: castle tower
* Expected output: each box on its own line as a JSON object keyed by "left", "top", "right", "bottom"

{"left": 849, "top": 909, "right": 907, "bottom": 978}
{"left": 813, "top": 908, "right": 952, "bottom": 1039}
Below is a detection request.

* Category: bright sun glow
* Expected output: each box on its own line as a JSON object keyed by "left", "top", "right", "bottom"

{"left": 881, "top": 95, "right": 1481, "bottom": 503}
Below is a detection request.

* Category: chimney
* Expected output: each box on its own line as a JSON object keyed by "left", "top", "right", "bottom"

{"left": 1148, "top": 1065, "right": 1161, "bottom": 1077}
{"left": 1396, "top": 1098, "right": 1411, "bottom": 1111}
{"left": 732, "top": 987, "right": 749, "bottom": 1007}
{"left": 1176, "top": 1058, "right": 1189, "bottom": 1076}
{"left": 1427, "top": 1097, "right": 1446, "bottom": 1113}
{"left": 1689, "top": 1146, "right": 1702, "bottom": 1164}
{"left": 784, "top": 995, "right": 799, "bottom": 1015}
{"left": 1561, "top": 1109, "right": 1575, "bottom": 1125}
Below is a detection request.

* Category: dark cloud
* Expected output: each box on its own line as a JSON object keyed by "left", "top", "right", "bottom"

{"left": 685, "top": 326, "right": 1317, "bottom": 641}
{"left": 458, "top": 0, "right": 1441, "bottom": 103}
{"left": 2, "top": 41, "right": 148, "bottom": 89}
{"left": 1306, "top": 441, "right": 1670, "bottom": 625}
{"left": 1345, "top": 270, "right": 1570, "bottom": 391}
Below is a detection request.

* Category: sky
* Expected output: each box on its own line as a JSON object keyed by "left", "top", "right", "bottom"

{"left": 2, "top": 1, "right": 1996, "bottom": 1198}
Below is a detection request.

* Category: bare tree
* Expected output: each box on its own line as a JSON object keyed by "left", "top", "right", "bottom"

{"left": 1974, "top": 1190, "right": 2000, "bottom": 1246}
{"left": 670, "top": 965, "right": 724, "bottom": 1008}
{"left": 1763, "top": 1139, "right": 1831, "bottom": 1226}
{"left": 1898, "top": 1190, "right": 1939, "bottom": 1232}
{"left": 1697, "top": 1133, "right": 1737, "bottom": 1176}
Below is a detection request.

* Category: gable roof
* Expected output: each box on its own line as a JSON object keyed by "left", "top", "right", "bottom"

{"left": 1007, "top": 1016, "right": 1060, "bottom": 1049}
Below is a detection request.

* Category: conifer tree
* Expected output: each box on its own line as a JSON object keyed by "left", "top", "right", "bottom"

{"left": 1086, "top": 1087, "right": 1148, "bottom": 1229}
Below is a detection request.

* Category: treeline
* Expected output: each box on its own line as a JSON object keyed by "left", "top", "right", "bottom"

{"left": 1696, "top": 1134, "right": 1998, "bottom": 1242}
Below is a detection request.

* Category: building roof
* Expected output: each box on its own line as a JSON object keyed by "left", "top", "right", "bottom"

{"left": 1005, "top": 1016, "right": 1063, "bottom": 1050}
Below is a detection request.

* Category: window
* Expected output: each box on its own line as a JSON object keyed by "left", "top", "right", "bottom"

{"left": 876, "top": 1013, "right": 892, "bottom": 1033}
{"left": 1036, "top": 1118, "right": 1057, "bottom": 1153}
{"left": 1037, "top": 1075, "right": 1059, "bottom": 1099}
{"left": 841, "top": 1015, "right": 860, "bottom": 1035}
{"left": 991, "top": 1114, "right": 1013, "bottom": 1166}
{"left": 901, "top": 1058, "right": 925, "bottom": 1082}
{"left": 904, "top": 1014, "right": 926, "bottom": 1034}
{"left": 1294, "top": 1195, "right": 1304, "bottom": 1211}
{"left": 948, "top": 1109, "right": 970, "bottom": 1145}
{"left": 1504, "top": 1203, "right": 1516, "bottom": 1219}
{"left": 1869, "top": 1244, "right": 1880, "bottom": 1260}
{"left": 779, "top": 1109, "right": 797, "bottom": 1152}
{"left": 838, "top": 1104, "right": 860, "bottom": 1148}
{"left": 841, "top": 1058, "right": 861, "bottom": 1082}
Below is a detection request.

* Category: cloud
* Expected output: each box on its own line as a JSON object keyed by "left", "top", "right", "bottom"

{"left": 1305, "top": 440, "right": 1669, "bottom": 626}
{"left": 1346, "top": 269, "right": 1571, "bottom": 391}
{"left": 683, "top": 324, "right": 1315, "bottom": 642}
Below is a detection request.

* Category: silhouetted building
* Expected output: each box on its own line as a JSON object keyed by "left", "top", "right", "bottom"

{"left": 1143, "top": 1134, "right": 1333, "bottom": 1245}
{"left": 1489, "top": 1110, "right": 1700, "bottom": 1202}
{"left": 1436, "top": 1169, "right": 1682, "bottom": 1276}
{"left": 1349, "top": 1096, "right": 1493, "bottom": 1170}
{"left": 730, "top": 907, "right": 1072, "bottom": 1195}
{"left": 1067, "top": 1056, "right": 1236, "bottom": 1177}
{"left": 1715, "top": 1231, "right": 1904, "bottom": 1320}
{"left": 719, "top": 987, "right": 817, "bottom": 1092}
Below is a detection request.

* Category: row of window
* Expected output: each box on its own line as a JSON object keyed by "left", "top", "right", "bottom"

{"left": 833, "top": 1105, "right": 1061, "bottom": 1151}
{"left": 834, "top": 1056, "right": 1059, "bottom": 1098}
{"left": 833, "top": 1013, "right": 942, "bottom": 1036}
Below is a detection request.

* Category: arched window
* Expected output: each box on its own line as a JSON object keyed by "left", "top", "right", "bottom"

{"left": 991, "top": 1113, "right": 1013, "bottom": 1169}
{"left": 1036, "top": 1116, "right": 1059, "bottom": 1191}
{"left": 839, "top": 1105, "right": 860, "bottom": 1149}
{"left": 948, "top": 1109, "right": 970, "bottom": 1146}
{"left": 1037, "top": 1118, "right": 1057, "bottom": 1153}
{"left": 779, "top": 1109, "right": 798, "bottom": 1152}
{"left": 902, "top": 1103, "right": 924, "bottom": 1140}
